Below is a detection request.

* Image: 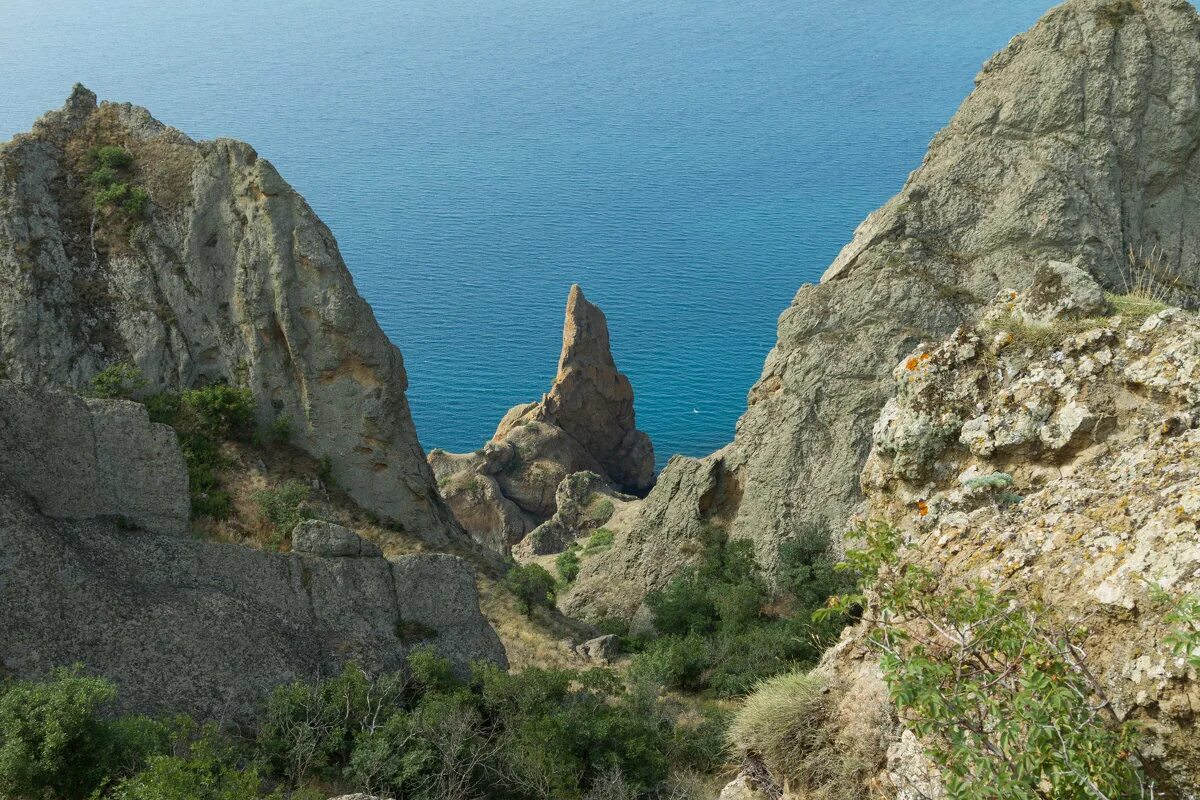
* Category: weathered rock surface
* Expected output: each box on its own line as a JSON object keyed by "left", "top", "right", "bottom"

{"left": 430, "top": 285, "right": 653, "bottom": 553}
{"left": 568, "top": 0, "right": 1200, "bottom": 620}
{"left": 292, "top": 518, "right": 383, "bottom": 557}
{"left": 0, "top": 86, "right": 457, "bottom": 545}
{"left": 0, "top": 380, "right": 188, "bottom": 535}
{"left": 511, "top": 471, "right": 632, "bottom": 561}
{"left": 574, "top": 634, "right": 620, "bottom": 664}
{"left": 0, "top": 382, "right": 505, "bottom": 722}
{"left": 774, "top": 286, "right": 1200, "bottom": 797}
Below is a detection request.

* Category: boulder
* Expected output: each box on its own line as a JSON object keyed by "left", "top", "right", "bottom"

{"left": 575, "top": 634, "right": 620, "bottom": 663}
{"left": 292, "top": 519, "right": 382, "bottom": 557}
{"left": 1013, "top": 260, "right": 1110, "bottom": 325}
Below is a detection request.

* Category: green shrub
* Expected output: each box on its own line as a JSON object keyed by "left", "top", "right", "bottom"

{"left": 87, "top": 165, "right": 120, "bottom": 187}
{"left": 0, "top": 666, "right": 165, "bottom": 799}
{"left": 556, "top": 546, "right": 581, "bottom": 583}
{"left": 265, "top": 413, "right": 292, "bottom": 444}
{"left": 629, "top": 634, "right": 712, "bottom": 692}
{"left": 121, "top": 187, "right": 150, "bottom": 217}
{"left": 583, "top": 496, "right": 615, "bottom": 526}
{"left": 113, "top": 725, "right": 270, "bottom": 800}
{"left": 252, "top": 480, "right": 311, "bottom": 541}
{"left": 316, "top": 455, "right": 335, "bottom": 487}
{"left": 181, "top": 384, "right": 254, "bottom": 439}
{"left": 92, "top": 145, "right": 133, "bottom": 169}
{"left": 829, "top": 520, "right": 1154, "bottom": 800}
{"left": 95, "top": 181, "right": 132, "bottom": 210}
{"left": 88, "top": 363, "right": 147, "bottom": 399}
{"left": 502, "top": 563, "right": 557, "bottom": 616}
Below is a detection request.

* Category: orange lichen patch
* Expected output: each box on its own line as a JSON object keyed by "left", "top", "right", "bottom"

{"left": 905, "top": 357, "right": 920, "bottom": 371}
{"left": 917, "top": 500, "right": 929, "bottom": 517}
{"left": 920, "top": 352, "right": 932, "bottom": 362}
{"left": 318, "top": 354, "right": 383, "bottom": 389}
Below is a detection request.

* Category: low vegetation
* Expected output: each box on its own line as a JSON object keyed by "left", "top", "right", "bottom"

{"left": 620, "top": 525, "right": 853, "bottom": 699}
{"left": 0, "top": 650, "right": 728, "bottom": 800}
{"left": 502, "top": 563, "right": 558, "bottom": 616}
{"left": 822, "top": 520, "right": 1174, "bottom": 800}
{"left": 86, "top": 145, "right": 150, "bottom": 220}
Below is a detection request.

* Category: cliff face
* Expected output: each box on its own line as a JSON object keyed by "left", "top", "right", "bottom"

{"left": 0, "top": 86, "right": 458, "bottom": 544}
{"left": 755, "top": 270, "right": 1200, "bottom": 798}
{"left": 429, "top": 285, "right": 653, "bottom": 553}
{"left": 0, "top": 381, "right": 506, "bottom": 722}
{"left": 566, "top": 0, "right": 1200, "bottom": 619}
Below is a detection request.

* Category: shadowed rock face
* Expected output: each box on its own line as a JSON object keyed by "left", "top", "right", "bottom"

{"left": 429, "top": 285, "right": 653, "bottom": 553}
{"left": 0, "top": 86, "right": 458, "bottom": 545}
{"left": 566, "top": 0, "right": 1200, "bottom": 620}
{"left": 0, "top": 381, "right": 506, "bottom": 722}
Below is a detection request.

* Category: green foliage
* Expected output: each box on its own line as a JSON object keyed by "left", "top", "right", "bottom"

{"left": 502, "top": 562, "right": 557, "bottom": 616}
{"left": 112, "top": 725, "right": 272, "bottom": 800}
{"left": 633, "top": 525, "right": 851, "bottom": 698}
{"left": 316, "top": 455, "right": 335, "bottom": 487}
{"left": 180, "top": 384, "right": 255, "bottom": 439}
{"left": 556, "top": 546, "right": 582, "bottom": 583}
{"left": 121, "top": 187, "right": 150, "bottom": 217}
{"left": 831, "top": 520, "right": 1155, "bottom": 800}
{"left": 1149, "top": 585, "right": 1200, "bottom": 671}
{"left": 92, "top": 146, "right": 134, "bottom": 170}
{"left": 582, "top": 496, "right": 615, "bottom": 526}
{"left": 0, "top": 666, "right": 165, "bottom": 799}
{"left": 89, "top": 363, "right": 147, "bottom": 399}
{"left": 265, "top": 414, "right": 292, "bottom": 444}
{"left": 252, "top": 480, "right": 312, "bottom": 541}
{"left": 581, "top": 527, "right": 615, "bottom": 555}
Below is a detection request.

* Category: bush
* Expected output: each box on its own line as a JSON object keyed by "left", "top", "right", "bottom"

{"left": 92, "top": 145, "right": 133, "bottom": 169}
{"left": 556, "top": 547, "right": 581, "bottom": 583}
{"left": 581, "top": 527, "right": 614, "bottom": 555}
{"left": 112, "top": 726, "right": 270, "bottom": 800}
{"left": 121, "top": 187, "right": 150, "bottom": 218}
{"left": 253, "top": 480, "right": 312, "bottom": 542}
{"left": 502, "top": 563, "right": 557, "bottom": 616}
{"left": 181, "top": 384, "right": 254, "bottom": 440}
{"left": 89, "top": 363, "right": 147, "bottom": 399}
{"left": 0, "top": 666, "right": 165, "bottom": 799}
{"left": 830, "top": 520, "right": 1154, "bottom": 800}
{"left": 266, "top": 414, "right": 292, "bottom": 444}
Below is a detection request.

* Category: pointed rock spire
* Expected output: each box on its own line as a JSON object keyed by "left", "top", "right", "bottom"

{"left": 543, "top": 285, "right": 654, "bottom": 493}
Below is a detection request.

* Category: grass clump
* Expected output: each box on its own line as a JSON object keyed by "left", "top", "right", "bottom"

{"left": 556, "top": 546, "right": 582, "bottom": 583}
{"left": 88, "top": 362, "right": 147, "bottom": 399}
{"left": 581, "top": 527, "right": 615, "bottom": 555}
{"left": 727, "top": 672, "right": 840, "bottom": 788}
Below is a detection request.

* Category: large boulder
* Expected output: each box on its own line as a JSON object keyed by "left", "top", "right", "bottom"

{"left": 567, "top": 0, "right": 1200, "bottom": 619}
{"left": 0, "top": 86, "right": 458, "bottom": 545}
{"left": 430, "top": 285, "right": 653, "bottom": 553}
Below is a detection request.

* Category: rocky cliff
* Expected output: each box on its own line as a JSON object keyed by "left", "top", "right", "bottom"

{"left": 0, "top": 86, "right": 458, "bottom": 544}
{"left": 429, "top": 285, "right": 653, "bottom": 552}
{"left": 565, "top": 0, "right": 1200, "bottom": 620}
{"left": 732, "top": 266, "right": 1200, "bottom": 797}
{"left": 0, "top": 381, "right": 505, "bottom": 722}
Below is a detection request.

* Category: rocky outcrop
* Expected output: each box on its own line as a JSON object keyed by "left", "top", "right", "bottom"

{"left": 753, "top": 277, "right": 1200, "bottom": 797}
{"left": 567, "top": 0, "right": 1200, "bottom": 620}
{"left": 0, "top": 380, "right": 188, "bottom": 535}
{"left": 0, "top": 86, "right": 457, "bottom": 545}
{"left": 429, "top": 285, "right": 653, "bottom": 552}
{"left": 0, "top": 381, "right": 506, "bottom": 722}
{"left": 511, "top": 471, "right": 633, "bottom": 561}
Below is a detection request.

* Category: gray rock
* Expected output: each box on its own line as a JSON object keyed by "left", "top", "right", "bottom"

{"left": 0, "top": 382, "right": 505, "bottom": 722}
{"left": 575, "top": 634, "right": 620, "bottom": 663}
{"left": 1014, "top": 260, "right": 1110, "bottom": 325}
{"left": 0, "top": 381, "right": 188, "bottom": 535}
{"left": 292, "top": 519, "right": 381, "bottom": 557}
{"left": 566, "top": 0, "right": 1200, "bottom": 619}
{"left": 0, "top": 87, "right": 459, "bottom": 545}
{"left": 512, "top": 471, "right": 629, "bottom": 559}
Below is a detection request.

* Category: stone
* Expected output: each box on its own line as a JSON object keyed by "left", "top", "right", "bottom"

{"left": 292, "top": 519, "right": 381, "bottom": 557}
{"left": 566, "top": 0, "right": 1200, "bottom": 619}
{"left": 512, "top": 471, "right": 632, "bottom": 560}
{"left": 429, "top": 286, "right": 653, "bottom": 553}
{"left": 0, "top": 89, "right": 459, "bottom": 545}
{"left": 1014, "top": 260, "right": 1110, "bottom": 325}
{"left": 0, "top": 381, "right": 188, "bottom": 535}
{"left": 716, "top": 775, "right": 768, "bottom": 800}
{"left": 575, "top": 634, "right": 620, "bottom": 663}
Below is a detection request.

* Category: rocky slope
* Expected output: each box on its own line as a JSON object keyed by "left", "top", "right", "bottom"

{"left": 429, "top": 285, "right": 653, "bottom": 552}
{"left": 565, "top": 0, "right": 1200, "bottom": 621}
{"left": 0, "top": 86, "right": 458, "bottom": 544}
{"left": 0, "top": 380, "right": 505, "bottom": 722}
{"left": 732, "top": 267, "right": 1200, "bottom": 797}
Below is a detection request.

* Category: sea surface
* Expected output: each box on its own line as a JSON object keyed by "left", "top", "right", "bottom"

{"left": 1, "top": 0, "right": 1051, "bottom": 466}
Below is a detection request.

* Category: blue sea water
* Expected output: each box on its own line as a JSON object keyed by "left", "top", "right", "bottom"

{"left": 0, "top": 0, "right": 1051, "bottom": 466}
